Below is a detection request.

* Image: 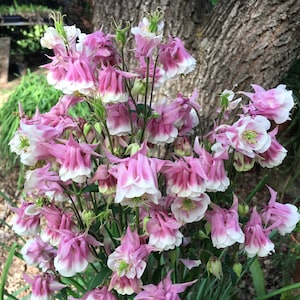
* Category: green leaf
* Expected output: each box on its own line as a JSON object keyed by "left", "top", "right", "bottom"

{"left": 0, "top": 243, "right": 18, "bottom": 299}
{"left": 87, "top": 268, "right": 111, "bottom": 290}
{"left": 250, "top": 258, "right": 266, "bottom": 297}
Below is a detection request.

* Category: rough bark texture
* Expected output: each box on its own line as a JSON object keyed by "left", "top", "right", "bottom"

{"left": 92, "top": 0, "right": 300, "bottom": 125}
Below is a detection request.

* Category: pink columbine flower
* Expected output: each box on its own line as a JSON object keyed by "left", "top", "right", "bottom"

{"left": 83, "top": 30, "right": 120, "bottom": 66}
{"left": 21, "top": 236, "right": 56, "bottom": 271}
{"left": 107, "top": 226, "right": 154, "bottom": 279}
{"left": 224, "top": 115, "right": 272, "bottom": 158}
{"left": 41, "top": 204, "right": 76, "bottom": 245}
{"left": 89, "top": 164, "right": 117, "bottom": 195}
{"left": 9, "top": 119, "right": 61, "bottom": 166}
{"left": 108, "top": 143, "right": 162, "bottom": 207}
{"left": 40, "top": 26, "right": 67, "bottom": 56}
{"left": 24, "top": 163, "right": 67, "bottom": 202}
{"left": 70, "top": 286, "right": 117, "bottom": 300}
{"left": 106, "top": 101, "right": 137, "bottom": 136}
{"left": 242, "top": 84, "right": 294, "bottom": 124}
{"left": 48, "top": 135, "right": 98, "bottom": 183}
{"left": 11, "top": 201, "right": 41, "bottom": 236}
{"left": 179, "top": 259, "right": 201, "bottom": 270}
{"left": 171, "top": 193, "right": 211, "bottom": 224}
{"left": 243, "top": 207, "right": 275, "bottom": 258}
{"left": 45, "top": 53, "right": 96, "bottom": 96}
{"left": 54, "top": 230, "right": 101, "bottom": 277}
{"left": 205, "top": 196, "right": 245, "bottom": 249}
{"left": 159, "top": 37, "right": 196, "bottom": 80}
{"left": 261, "top": 186, "right": 300, "bottom": 235}
{"left": 256, "top": 127, "right": 287, "bottom": 168}
{"left": 145, "top": 208, "right": 183, "bottom": 251}
{"left": 98, "top": 65, "right": 136, "bottom": 104}
{"left": 109, "top": 272, "right": 142, "bottom": 295}
{"left": 145, "top": 101, "right": 179, "bottom": 144}
{"left": 131, "top": 16, "right": 164, "bottom": 57}
{"left": 162, "top": 157, "right": 207, "bottom": 198}
{"left": 23, "top": 272, "right": 65, "bottom": 300}
{"left": 134, "top": 271, "right": 196, "bottom": 300}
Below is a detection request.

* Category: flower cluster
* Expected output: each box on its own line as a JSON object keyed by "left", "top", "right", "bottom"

{"left": 9, "top": 10, "right": 299, "bottom": 300}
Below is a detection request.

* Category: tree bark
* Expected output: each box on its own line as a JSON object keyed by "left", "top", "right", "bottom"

{"left": 92, "top": 0, "right": 300, "bottom": 125}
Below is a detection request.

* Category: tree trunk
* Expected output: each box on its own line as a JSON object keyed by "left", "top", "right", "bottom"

{"left": 92, "top": 0, "right": 300, "bottom": 125}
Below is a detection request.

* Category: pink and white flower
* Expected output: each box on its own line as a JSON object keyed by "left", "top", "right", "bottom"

{"left": 135, "top": 271, "right": 196, "bottom": 300}
{"left": 171, "top": 193, "right": 210, "bottom": 224}
{"left": 243, "top": 207, "right": 275, "bottom": 258}
{"left": 21, "top": 236, "right": 56, "bottom": 271}
{"left": 145, "top": 208, "right": 183, "bottom": 251}
{"left": 109, "top": 272, "right": 142, "bottom": 295}
{"left": 131, "top": 16, "right": 164, "bottom": 57}
{"left": 107, "top": 226, "right": 153, "bottom": 279}
{"left": 11, "top": 201, "right": 41, "bottom": 236}
{"left": 54, "top": 230, "right": 101, "bottom": 277}
{"left": 48, "top": 135, "right": 98, "bottom": 183}
{"left": 108, "top": 143, "right": 162, "bottom": 206}
{"left": 24, "top": 272, "right": 65, "bottom": 300}
{"left": 205, "top": 196, "right": 245, "bottom": 249}
{"left": 242, "top": 84, "right": 294, "bottom": 124}
{"left": 159, "top": 37, "right": 196, "bottom": 80}
{"left": 261, "top": 186, "right": 300, "bottom": 235}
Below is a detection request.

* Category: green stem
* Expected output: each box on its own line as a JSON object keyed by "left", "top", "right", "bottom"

{"left": 135, "top": 206, "right": 140, "bottom": 233}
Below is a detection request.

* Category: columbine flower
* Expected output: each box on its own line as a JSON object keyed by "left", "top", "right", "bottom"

{"left": 162, "top": 157, "right": 207, "bottom": 198}
{"left": 145, "top": 101, "right": 179, "bottom": 144}
{"left": 23, "top": 272, "right": 65, "bottom": 300}
{"left": 98, "top": 65, "right": 136, "bottom": 104}
{"left": 48, "top": 135, "right": 98, "bottom": 183}
{"left": 109, "top": 272, "right": 142, "bottom": 295}
{"left": 145, "top": 208, "right": 183, "bottom": 251}
{"left": 89, "top": 164, "right": 117, "bottom": 195}
{"left": 107, "top": 226, "right": 153, "bottom": 279}
{"left": 134, "top": 271, "right": 196, "bottom": 300}
{"left": 159, "top": 37, "right": 196, "bottom": 80}
{"left": 106, "top": 101, "right": 137, "bottom": 136}
{"left": 131, "top": 13, "right": 164, "bottom": 57}
{"left": 225, "top": 115, "right": 272, "bottom": 158}
{"left": 242, "top": 84, "right": 294, "bottom": 124}
{"left": 24, "top": 163, "right": 67, "bottom": 202}
{"left": 243, "top": 207, "right": 275, "bottom": 258}
{"left": 256, "top": 127, "right": 287, "bottom": 168}
{"left": 11, "top": 201, "right": 41, "bottom": 236}
{"left": 108, "top": 143, "right": 162, "bottom": 207}
{"left": 171, "top": 193, "right": 210, "bottom": 224}
{"left": 261, "top": 186, "right": 300, "bottom": 235}
{"left": 41, "top": 204, "right": 76, "bottom": 245}
{"left": 54, "top": 230, "right": 101, "bottom": 277}
{"left": 21, "top": 236, "right": 56, "bottom": 271}
{"left": 70, "top": 286, "right": 117, "bottom": 300}
{"left": 205, "top": 196, "right": 245, "bottom": 249}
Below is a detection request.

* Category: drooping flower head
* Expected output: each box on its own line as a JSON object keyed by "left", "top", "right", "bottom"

{"left": 243, "top": 207, "right": 275, "bottom": 258}
{"left": 205, "top": 196, "right": 245, "bottom": 249}
{"left": 242, "top": 84, "right": 294, "bottom": 124}
{"left": 70, "top": 286, "right": 117, "bottom": 300}
{"left": 159, "top": 37, "right": 196, "bottom": 80}
{"left": 261, "top": 186, "right": 300, "bottom": 235}
{"left": 131, "top": 11, "right": 164, "bottom": 57}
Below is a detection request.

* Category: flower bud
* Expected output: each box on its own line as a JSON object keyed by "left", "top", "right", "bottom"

{"left": 238, "top": 203, "right": 250, "bottom": 217}
{"left": 233, "top": 152, "right": 255, "bottom": 172}
{"left": 131, "top": 79, "right": 146, "bottom": 96}
{"left": 82, "top": 210, "right": 95, "bottom": 228}
{"left": 233, "top": 262, "right": 243, "bottom": 278}
{"left": 207, "top": 257, "right": 223, "bottom": 280}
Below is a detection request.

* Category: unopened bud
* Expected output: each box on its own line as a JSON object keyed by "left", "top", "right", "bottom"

{"left": 132, "top": 79, "right": 146, "bottom": 96}
{"left": 82, "top": 210, "right": 95, "bottom": 228}
{"left": 207, "top": 257, "right": 223, "bottom": 280}
{"left": 238, "top": 203, "right": 250, "bottom": 217}
{"left": 233, "top": 262, "right": 243, "bottom": 278}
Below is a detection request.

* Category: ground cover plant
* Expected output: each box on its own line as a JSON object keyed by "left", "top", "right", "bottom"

{"left": 1, "top": 10, "right": 300, "bottom": 300}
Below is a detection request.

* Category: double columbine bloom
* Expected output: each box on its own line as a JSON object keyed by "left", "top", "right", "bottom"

{"left": 8, "top": 10, "right": 299, "bottom": 300}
